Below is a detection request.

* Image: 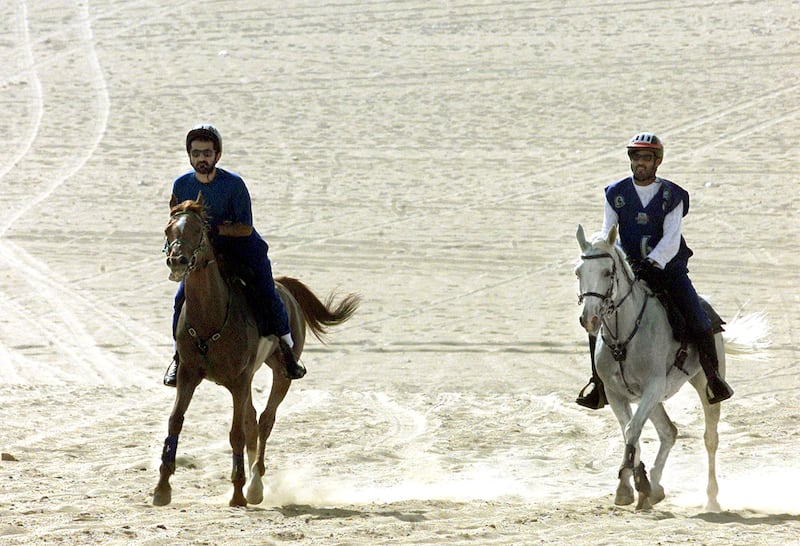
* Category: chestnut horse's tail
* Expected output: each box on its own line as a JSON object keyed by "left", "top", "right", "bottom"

{"left": 276, "top": 276, "right": 360, "bottom": 342}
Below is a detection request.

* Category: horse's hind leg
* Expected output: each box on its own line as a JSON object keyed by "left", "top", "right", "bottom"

{"left": 246, "top": 368, "right": 291, "bottom": 505}
{"left": 690, "top": 373, "right": 722, "bottom": 512}
{"left": 647, "top": 403, "right": 678, "bottom": 506}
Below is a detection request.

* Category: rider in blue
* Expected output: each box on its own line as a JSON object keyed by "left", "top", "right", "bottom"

{"left": 576, "top": 132, "right": 734, "bottom": 409}
{"left": 163, "top": 124, "right": 306, "bottom": 386}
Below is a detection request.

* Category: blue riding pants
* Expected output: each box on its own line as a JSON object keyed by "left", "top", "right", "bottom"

{"left": 659, "top": 265, "right": 712, "bottom": 335}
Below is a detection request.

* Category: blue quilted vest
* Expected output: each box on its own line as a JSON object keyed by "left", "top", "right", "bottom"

{"left": 604, "top": 177, "right": 693, "bottom": 269}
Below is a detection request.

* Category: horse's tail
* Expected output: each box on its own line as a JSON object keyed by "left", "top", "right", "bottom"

{"left": 722, "top": 311, "right": 770, "bottom": 359}
{"left": 276, "top": 276, "right": 361, "bottom": 343}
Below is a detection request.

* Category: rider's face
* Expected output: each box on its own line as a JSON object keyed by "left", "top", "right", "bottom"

{"left": 629, "top": 151, "right": 661, "bottom": 184}
{"left": 189, "top": 140, "right": 219, "bottom": 175}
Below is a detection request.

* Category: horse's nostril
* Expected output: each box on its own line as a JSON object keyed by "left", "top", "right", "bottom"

{"left": 179, "top": 256, "right": 189, "bottom": 265}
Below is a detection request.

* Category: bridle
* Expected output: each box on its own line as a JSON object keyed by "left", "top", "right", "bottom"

{"left": 578, "top": 249, "right": 650, "bottom": 363}
{"left": 164, "top": 211, "right": 213, "bottom": 278}
{"left": 578, "top": 251, "right": 636, "bottom": 313}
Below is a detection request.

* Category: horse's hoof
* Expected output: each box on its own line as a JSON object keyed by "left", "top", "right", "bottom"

{"left": 229, "top": 492, "right": 248, "bottom": 507}
{"left": 614, "top": 485, "right": 634, "bottom": 506}
{"left": 153, "top": 487, "right": 172, "bottom": 506}
{"left": 246, "top": 481, "right": 264, "bottom": 505}
{"left": 636, "top": 496, "right": 653, "bottom": 511}
{"left": 615, "top": 495, "right": 634, "bottom": 506}
{"left": 245, "top": 478, "right": 264, "bottom": 505}
{"left": 651, "top": 485, "right": 665, "bottom": 505}
{"left": 246, "top": 490, "right": 264, "bottom": 505}
{"left": 246, "top": 463, "right": 264, "bottom": 504}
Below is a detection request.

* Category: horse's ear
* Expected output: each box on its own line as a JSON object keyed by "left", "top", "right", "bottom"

{"left": 196, "top": 191, "right": 204, "bottom": 207}
{"left": 577, "top": 224, "right": 591, "bottom": 252}
{"left": 169, "top": 194, "right": 177, "bottom": 209}
{"left": 606, "top": 223, "right": 618, "bottom": 246}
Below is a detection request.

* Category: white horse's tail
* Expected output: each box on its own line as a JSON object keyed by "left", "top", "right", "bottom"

{"left": 722, "top": 311, "right": 770, "bottom": 359}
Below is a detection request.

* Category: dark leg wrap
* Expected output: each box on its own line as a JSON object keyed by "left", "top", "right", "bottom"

{"left": 161, "top": 435, "right": 179, "bottom": 473}
{"left": 633, "top": 462, "right": 652, "bottom": 496}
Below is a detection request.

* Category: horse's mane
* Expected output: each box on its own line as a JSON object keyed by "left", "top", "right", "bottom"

{"left": 169, "top": 199, "right": 206, "bottom": 219}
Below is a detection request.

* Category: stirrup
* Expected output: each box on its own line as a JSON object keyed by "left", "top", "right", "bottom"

{"left": 576, "top": 379, "right": 606, "bottom": 410}
{"left": 163, "top": 354, "right": 178, "bottom": 387}
{"left": 706, "top": 376, "right": 734, "bottom": 404}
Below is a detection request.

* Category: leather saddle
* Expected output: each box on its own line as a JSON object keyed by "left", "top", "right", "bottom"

{"left": 217, "top": 255, "right": 274, "bottom": 337}
{"left": 656, "top": 292, "right": 725, "bottom": 342}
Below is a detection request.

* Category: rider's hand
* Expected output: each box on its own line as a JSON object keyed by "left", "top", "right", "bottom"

{"left": 630, "top": 259, "right": 646, "bottom": 278}
{"left": 636, "top": 258, "right": 665, "bottom": 291}
{"left": 207, "top": 223, "right": 219, "bottom": 244}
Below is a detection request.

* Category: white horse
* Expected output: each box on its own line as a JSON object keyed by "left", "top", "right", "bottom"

{"left": 575, "top": 224, "right": 767, "bottom": 511}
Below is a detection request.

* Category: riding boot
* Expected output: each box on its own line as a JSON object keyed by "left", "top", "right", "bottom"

{"left": 576, "top": 334, "right": 607, "bottom": 410}
{"left": 279, "top": 338, "right": 306, "bottom": 380}
{"left": 695, "top": 330, "right": 734, "bottom": 404}
{"left": 163, "top": 352, "right": 179, "bottom": 387}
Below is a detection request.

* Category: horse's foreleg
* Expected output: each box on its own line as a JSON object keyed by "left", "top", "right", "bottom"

{"left": 616, "top": 444, "right": 653, "bottom": 510}
{"left": 614, "top": 443, "right": 642, "bottom": 506}
{"left": 607, "top": 396, "right": 635, "bottom": 506}
{"left": 647, "top": 403, "right": 677, "bottom": 506}
{"left": 633, "top": 462, "right": 653, "bottom": 510}
{"left": 244, "top": 395, "right": 258, "bottom": 472}
{"left": 228, "top": 384, "right": 252, "bottom": 507}
{"left": 153, "top": 434, "right": 178, "bottom": 506}
{"left": 624, "top": 385, "right": 663, "bottom": 510}
{"left": 246, "top": 368, "right": 291, "bottom": 505}
{"left": 153, "top": 374, "right": 200, "bottom": 506}
{"left": 616, "top": 466, "right": 635, "bottom": 506}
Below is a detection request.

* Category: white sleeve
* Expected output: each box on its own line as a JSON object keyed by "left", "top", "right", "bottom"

{"left": 602, "top": 199, "right": 618, "bottom": 237}
{"left": 647, "top": 201, "right": 683, "bottom": 268}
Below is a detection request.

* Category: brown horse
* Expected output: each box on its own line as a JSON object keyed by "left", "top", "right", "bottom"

{"left": 154, "top": 197, "right": 360, "bottom": 507}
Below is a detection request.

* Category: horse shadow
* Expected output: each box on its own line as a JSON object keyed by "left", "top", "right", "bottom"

{"left": 692, "top": 510, "right": 799, "bottom": 526}
{"left": 272, "top": 504, "right": 427, "bottom": 523}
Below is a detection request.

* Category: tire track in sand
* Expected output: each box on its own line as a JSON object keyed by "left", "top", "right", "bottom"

{"left": 0, "top": 0, "right": 158, "bottom": 386}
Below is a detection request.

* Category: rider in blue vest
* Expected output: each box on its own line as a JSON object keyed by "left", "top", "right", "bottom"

{"left": 576, "top": 132, "right": 734, "bottom": 409}
{"left": 163, "top": 124, "right": 306, "bottom": 386}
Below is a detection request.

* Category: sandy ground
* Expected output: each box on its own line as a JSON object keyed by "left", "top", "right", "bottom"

{"left": 1, "top": 1, "right": 799, "bottom": 544}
